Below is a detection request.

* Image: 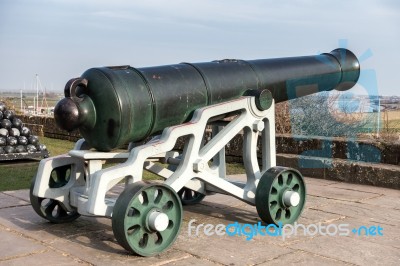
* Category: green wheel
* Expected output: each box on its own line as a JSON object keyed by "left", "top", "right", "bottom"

{"left": 30, "top": 165, "right": 80, "bottom": 223}
{"left": 112, "top": 182, "right": 183, "bottom": 256}
{"left": 177, "top": 188, "right": 206, "bottom": 205}
{"left": 256, "top": 167, "right": 306, "bottom": 225}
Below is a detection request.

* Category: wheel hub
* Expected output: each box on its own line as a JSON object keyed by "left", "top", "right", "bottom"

{"left": 148, "top": 211, "right": 169, "bottom": 232}
{"left": 283, "top": 190, "right": 300, "bottom": 207}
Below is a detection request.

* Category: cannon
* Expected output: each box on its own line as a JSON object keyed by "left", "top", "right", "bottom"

{"left": 31, "top": 49, "right": 360, "bottom": 256}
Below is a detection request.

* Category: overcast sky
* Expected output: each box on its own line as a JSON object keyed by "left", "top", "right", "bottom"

{"left": 0, "top": 0, "right": 399, "bottom": 96}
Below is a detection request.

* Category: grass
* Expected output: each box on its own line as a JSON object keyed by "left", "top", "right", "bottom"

{"left": 42, "top": 137, "right": 76, "bottom": 156}
{"left": 387, "top": 119, "right": 400, "bottom": 132}
{"left": 226, "top": 162, "right": 246, "bottom": 175}
{"left": 0, "top": 137, "right": 75, "bottom": 191}
{"left": 0, "top": 137, "right": 245, "bottom": 191}
{"left": 0, "top": 164, "right": 40, "bottom": 191}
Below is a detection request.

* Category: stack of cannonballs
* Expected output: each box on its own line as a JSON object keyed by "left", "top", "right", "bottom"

{"left": 0, "top": 101, "right": 48, "bottom": 156}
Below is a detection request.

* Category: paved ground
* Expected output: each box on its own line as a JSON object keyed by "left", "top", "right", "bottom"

{"left": 0, "top": 176, "right": 399, "bottom": 266}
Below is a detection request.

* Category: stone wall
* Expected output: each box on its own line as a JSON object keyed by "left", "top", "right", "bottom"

{"left": 19, "top": 115, "right": 80, "bottom": 142}
{"left": 275, "top": 135, "right": 400, "bottom": 166}
{"left": 218, "top": 132, "right": 400, "bottom": 166}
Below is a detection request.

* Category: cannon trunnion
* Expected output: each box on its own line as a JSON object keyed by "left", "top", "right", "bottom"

{"left": 32, "top": 49, "right": 360, "bottom": 256}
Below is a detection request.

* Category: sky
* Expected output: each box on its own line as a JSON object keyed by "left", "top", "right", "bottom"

{"left": 0, "top": 0, "right": 399, "bottom": 96}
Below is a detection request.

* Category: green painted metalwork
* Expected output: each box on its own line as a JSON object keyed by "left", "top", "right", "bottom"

{"left": 256, "top": 167, "right": 306, "bottom": 225}
{"left": 112, "top": 182, "right": 182, "bottom": 256}
{"left": 54, "top": 49, "right": 360, "bottom": 151}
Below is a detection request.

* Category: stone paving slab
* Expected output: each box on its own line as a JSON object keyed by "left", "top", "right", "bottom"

{"left": 2, "top": 190, "right": 31, "bottom": 202}
{"left": 315, "top": 200, "right": 400, "bottom": 226}
{"left": 163, "top": 256, "right": 218, "bottom": 266}
{"left": 175, "top": 232, "right": 293, "bottom": 265}
{"left": 289, "top": 233, "right": 400, "bottom": 265}
{"left": 257, "top": 250, "right": 353, "bottom": 266}
{"left": 0, "top": 227, "right": 47, "bottom": 259}
{"left": 0, "top": 250, "right": 87, "bottom": 266}
{"left": 301, "top": 194, "right": 340, "bottom": 209}
{"left": 0, "top": 177, "right": 399, "bottom": 265}
{"left": 0, "top": 205, "right": 108, "bottom": 243}
{"left": 339, "top": 217, "right": 400, "bottom": 249}
{"left": 360, "top": 195, "right": 400, "bottom": 210}
{"left": 327, "top": 182, "right": 400, "bottom": 196}
{"left": 306, "top": 182, "right": 382, "bottom": 202}
{"left": 0, "top": 192, "right": 30, "bottom": 209}
{"left": 50, "top": 235, "right": 191, "bottom": 266}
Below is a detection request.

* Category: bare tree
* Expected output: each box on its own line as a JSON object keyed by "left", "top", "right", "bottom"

{"left": 280, "top": 91, "right": 374, "bottom": 137}
{"left": 275, "top": 102, "right": 292, "bottom": 134}
{"left": 380, "top": 109, "right": 400, "bottom": 142}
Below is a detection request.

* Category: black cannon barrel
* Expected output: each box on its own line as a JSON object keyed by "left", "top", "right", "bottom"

{"left": 54, "top": 48, "right": 360, "bottom": 151}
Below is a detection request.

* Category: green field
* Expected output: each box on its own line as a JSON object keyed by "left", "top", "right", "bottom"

{"left": 0, "top": 137, "right": 245, "bottom": 191}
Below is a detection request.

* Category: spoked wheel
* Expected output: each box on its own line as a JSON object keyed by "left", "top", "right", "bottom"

{"left": 112, "top": 182, "right": 183, "bottom": 256}
{"left": 167, "top": 155, "right": 206, "bottom": 205}
{"left": 256, "top": 167, "right": 306, "bottom": 225}
{"left": 30, "top": 165, "right": 80, "bottom": 223}
{"left": 177, "top": 188, "right": 206, "bottom": 205}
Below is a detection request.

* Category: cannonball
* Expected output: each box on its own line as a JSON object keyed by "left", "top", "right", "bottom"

{"left": 1, "top": 119, "right": 12, "bottom": 129}
{"left": 9, "top": 128, "right": 20, "bottom": 137}
{"left": 18, "top": 136, "right": 28, "bottom": 145}
{"left": 20, "top": 127, "right": 31, "bottom": 137}
{"left": 15, "top": 145, "right": 26, "bottom": 153}
{"left": 0, "top": 111, "right": 3, "bottom": 120}
{"left": 0, "top": 136, "right": 6, "bottom": 146}
{"left": 0, "top": 102, "right": 5, "bottom": 112}
{"left": 12, "top": 118, "right": 22, "bottom": 129}
{"left": 29, "top": 135, "right": 39, "bottom": 145}
{"left": 36, "top": 143, "right": 47, "bottom": 151}
{"left": 4, "top": 145, "right": 15, "bottom": 154}
{"left": 3, "top": 110, "right": 14, "bottom": 120}
{"left": 7, "top": 136, "right": 18, "bottom": 146}
{"left": 0, "top": 147, "right": 4, "bottom": 154}
{"left": 0, "top": 128, "right": 8, "bottom": 138}
{"left": 26, "top": 144, "right": 37, "bottom": 153}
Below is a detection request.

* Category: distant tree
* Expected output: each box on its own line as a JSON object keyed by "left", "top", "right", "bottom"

{"left": 0, "top": 98, "right": 13, "bottom": 109}
{"left": 277, "top": 91, "right": 373, "bottom": 137}
{"left": 380, "top": 109, "right": 400, "bottom": 142}
{"left": 45, "top": 92, "right": 57, "bottom": 98}
{"left": 275, "top": 102, "right": 292, "bottom": 134}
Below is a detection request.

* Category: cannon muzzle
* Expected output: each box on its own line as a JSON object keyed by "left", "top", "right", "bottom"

{"left": 54, "top": 48, "right": 360, "bottom": 151}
